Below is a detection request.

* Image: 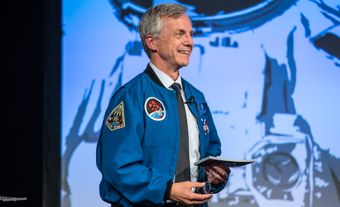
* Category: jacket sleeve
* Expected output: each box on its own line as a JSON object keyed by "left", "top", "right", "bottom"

{"left": 96, "top": 87, "right": 172, "bottom": 205}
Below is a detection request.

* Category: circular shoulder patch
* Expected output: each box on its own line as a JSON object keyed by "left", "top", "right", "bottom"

{"left": 144, "top": 97, "right": 166, "bottom": 121}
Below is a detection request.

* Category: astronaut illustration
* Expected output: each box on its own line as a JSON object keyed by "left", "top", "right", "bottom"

{"left": 61, "top": 0, "right": 340, "bottom": 206}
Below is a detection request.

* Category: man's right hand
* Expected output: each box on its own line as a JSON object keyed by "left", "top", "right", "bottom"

{"left": 169, "top": 182, "right": 212, "bottom": 205}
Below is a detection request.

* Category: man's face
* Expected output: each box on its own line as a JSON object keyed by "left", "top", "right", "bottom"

{"left": 153, "top": 14, "right": 193, "bottom": 71}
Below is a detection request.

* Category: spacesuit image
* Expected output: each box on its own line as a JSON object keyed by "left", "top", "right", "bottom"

{"left": 61, "top": 0, "right": 340, "bottom": 206}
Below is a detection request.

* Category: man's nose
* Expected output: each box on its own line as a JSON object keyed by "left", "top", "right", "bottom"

{"left": 184, "top": 33, "right": 193, "bottom": 46}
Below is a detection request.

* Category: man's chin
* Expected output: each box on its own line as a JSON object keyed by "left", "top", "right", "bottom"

{"left": 179, "top": 60, "right": 190, "bottom": 67}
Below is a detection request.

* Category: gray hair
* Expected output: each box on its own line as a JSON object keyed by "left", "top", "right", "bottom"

{"left": 139, "top": 4, "right": 187, "bottom": 58}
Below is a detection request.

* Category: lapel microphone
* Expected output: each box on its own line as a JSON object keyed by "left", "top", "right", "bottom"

{"left": 185, "top": 96, "right": 195, "bottom": 104}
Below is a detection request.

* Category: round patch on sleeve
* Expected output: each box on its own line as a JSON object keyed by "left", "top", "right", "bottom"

{"left": 144, "top": 97, "right": 166, "bottom": 121}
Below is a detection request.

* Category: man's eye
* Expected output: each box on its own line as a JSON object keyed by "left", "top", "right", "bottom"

{"left": 176, "top": 32, "right": 184, "bottom": 38}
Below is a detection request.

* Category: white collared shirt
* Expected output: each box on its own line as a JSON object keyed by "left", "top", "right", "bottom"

{"left": 149, "top": 62, "right": 200, "bottom": 181}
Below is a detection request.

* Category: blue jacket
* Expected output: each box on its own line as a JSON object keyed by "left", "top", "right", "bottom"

{"left": 96, "top": 65, "right": 225, "bottom": 206}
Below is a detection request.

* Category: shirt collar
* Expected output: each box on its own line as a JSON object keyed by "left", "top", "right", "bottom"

{"left": 149, "top": 62, "right": 182, "bottom": 90}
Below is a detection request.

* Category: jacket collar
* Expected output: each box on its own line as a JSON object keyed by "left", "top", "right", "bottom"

{"left": 144, "top": 64, "right": 166, "bottom": 88}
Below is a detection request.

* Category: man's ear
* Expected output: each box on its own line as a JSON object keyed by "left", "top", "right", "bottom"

{"left": 145, "top": 35, "right": 157, "bottom": 52}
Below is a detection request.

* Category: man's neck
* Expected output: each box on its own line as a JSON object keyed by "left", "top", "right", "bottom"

{"left": 150, "top": 59, "right": 179, "bottom": 81}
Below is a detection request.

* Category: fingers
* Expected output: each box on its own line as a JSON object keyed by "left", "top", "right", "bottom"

{"left": 206, "top": 165, "right": 231, "bottom": 184}
{"left": 183, "top": 191, "right": 212, "bottom": 205}
{"left": 188, "top": 193, "right": 212, "bottom": 204}
{"left": 207, "top": 170, "right": 224, "bottom": 183}
{"left": 189, "top": 181, "right": 206, "bottom": 188}
{"left": 170, "top": 182, "right": 212, "bottom": 205}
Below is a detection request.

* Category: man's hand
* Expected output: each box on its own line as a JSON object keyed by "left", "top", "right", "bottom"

{"left": 205, "top": 164, "right": 231, "bottom": 184}
{"left": 170, "top": 182, "right": 212, "bottom": 205}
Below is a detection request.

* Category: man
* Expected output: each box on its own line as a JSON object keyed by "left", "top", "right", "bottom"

{"left": 96, "top": 4, "right": 230, "bottom": 206}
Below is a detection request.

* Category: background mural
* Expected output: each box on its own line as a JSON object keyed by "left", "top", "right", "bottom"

{"left": 62, "top": 0, "right": 340, "bottom": 206}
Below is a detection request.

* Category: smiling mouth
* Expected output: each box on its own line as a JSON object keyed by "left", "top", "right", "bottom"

{"left": 179, "top": 50, "right": 191, "bottom": 55}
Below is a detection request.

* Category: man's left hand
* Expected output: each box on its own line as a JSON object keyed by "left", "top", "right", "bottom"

{"left": 205, "top": 164, "right": 231, "bottom": 184}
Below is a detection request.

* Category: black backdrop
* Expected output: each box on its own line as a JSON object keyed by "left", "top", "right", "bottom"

{"left": 5, "top": 0, "right": 61, "bottom": 207}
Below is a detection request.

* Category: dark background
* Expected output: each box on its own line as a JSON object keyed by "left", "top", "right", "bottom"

{"left": 4, "top": 1, "right": 61, "bottom": 206}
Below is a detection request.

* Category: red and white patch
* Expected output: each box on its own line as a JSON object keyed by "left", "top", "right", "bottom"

{"left": 144, "top": 97, "right": 166, "bottom": 121}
